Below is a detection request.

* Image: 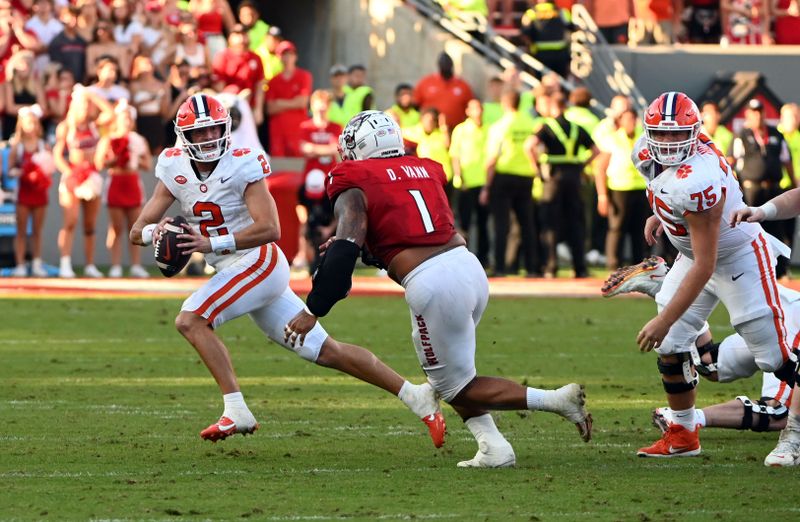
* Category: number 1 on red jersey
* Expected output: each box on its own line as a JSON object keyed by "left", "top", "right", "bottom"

{"left": 408, "top": 189, "right": 434, "bottom": 233}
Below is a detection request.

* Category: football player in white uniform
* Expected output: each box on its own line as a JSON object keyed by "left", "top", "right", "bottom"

{"left": 732, "top": 184, "right": 800, "bottom": 465}
{"left": 129, "top": 93, "right": 446, "bottom": 447}
{"left": 604, "top": 257, "right": 794, "bottom": 434}
{"left": 631, "top": 91, "right": 797, "bottom": 458}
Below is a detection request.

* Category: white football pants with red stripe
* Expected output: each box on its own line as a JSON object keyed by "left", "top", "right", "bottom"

{"left": 182, "top": 243, "right": 327, "bottom": 362}
{"left": 654, "top": 233, "right": 792, "bottom": 375}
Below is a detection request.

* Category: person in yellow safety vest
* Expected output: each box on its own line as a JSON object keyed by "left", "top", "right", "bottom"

{"left": 254, "top": 26, "right": 284, "bottom": 82}
{"left": 482, "top": 76, "right": 505, "bottom": 126}
{"left": 341, "top": 64, "right": 376, "bottom": 123}
{"left": 700, "top": 101, "right": 733, "bottom": 165}
{"left": 326, "top": 64, "right": 349, "bottom": 127}
{"left": 480, "top": 90, "right": 541, "bottom": 276}
{"left": 778, "top": 103, "right": 800, "bottom": 190}
{"left": 564, "top": 86, "right": 603, "bottom": 264}
{"left": 237, "top": 0, "right": 270, "bottom": 52}
{"left": 385, "top": 83, "right": 421, "bottom": 142}
{"left": 593, "top": 108, "right": 649, "bottom": 270}
{"left": 529, "top": 91, "right": 598, "bottom": 278}
{"left": 436, "top": 0, "right": 489, "bottom": 17}
{"left": 520, "top": 0, "right": 575, "bottom": 78}
{"left": 411, "top": 107, "right": 453, "bottom": 184}
{"left": 450, "top": 99, "right": 490, "bottom": 266}
{"left": 592, "top": 95, "right": 637, "bottom": 154}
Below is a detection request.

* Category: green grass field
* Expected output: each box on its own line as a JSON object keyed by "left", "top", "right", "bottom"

{"left": 2, "top": 296, "right": 799, "bottom": 521}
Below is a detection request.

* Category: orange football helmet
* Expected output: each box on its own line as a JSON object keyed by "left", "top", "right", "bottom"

{"left": 643, "top": 91, "right": 702, "bottom": 166}
{"left": 174, "top": 93, "right": 231, "bottom": 162}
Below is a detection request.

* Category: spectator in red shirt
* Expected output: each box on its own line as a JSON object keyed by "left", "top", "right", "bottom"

{"left": 266, "top": 40, "right": 311, "bottom": 157}
{"left": 211, "top": 24, "right": 265, "bottom": 124}
{"left": 296, "top": 89, "right": 341, "bottom": 272}
{"left": 0, "top": 0, "right": 40, "bottom": 82}
{"left": 413, "top": 52, "right": 473, "bottom": 130}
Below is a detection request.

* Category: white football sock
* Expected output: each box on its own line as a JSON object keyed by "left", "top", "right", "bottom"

{"left": 672, "top": 407, "right": 696, "bottom": 431}
{"left": 465, "top": 413, "right": 506, "bottom": 445}
{"left": 223, "top": 391, "right": 247, "bottom": 412}
{"left": 526, "top": 387, "right": 557, "bottom": 411}
{"left": 786, "top": 412, "right": 800, "bottom": 433}
{"left": 695, "top": 409, "right": 707, "bottom": 428}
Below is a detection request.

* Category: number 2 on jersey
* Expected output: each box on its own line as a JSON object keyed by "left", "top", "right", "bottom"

{"left": 408, "top": 190, "right": 435, "bottom": 233}
{"left": 193, "top": 202, "right": 229, "bottom": 237}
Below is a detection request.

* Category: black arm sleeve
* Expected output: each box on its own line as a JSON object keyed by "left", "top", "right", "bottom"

{"left": 305, "top": 239, "right": 361, "bottom": 317}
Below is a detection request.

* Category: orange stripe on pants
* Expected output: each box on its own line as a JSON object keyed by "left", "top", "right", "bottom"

{"left": 207, "top": 246, "right": 280, "bottom": 324}
{"left": 193, "top": 244, "right": 270, "bottom": 318}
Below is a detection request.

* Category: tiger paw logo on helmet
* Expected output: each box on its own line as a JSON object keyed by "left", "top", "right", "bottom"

{"left": 676, "top": 164, "right": 692, "bottom": 179}
{"left": 638, "top": 148, "right": 651, "bottom": 161}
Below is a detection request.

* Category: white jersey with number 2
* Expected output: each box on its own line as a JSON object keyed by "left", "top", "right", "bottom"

{"left": 155, "top": 146, "right": 272, "bottom": 270}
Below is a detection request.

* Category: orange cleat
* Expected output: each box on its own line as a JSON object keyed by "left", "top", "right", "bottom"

{"left": 200, "top": 416, "right": 259, "bottom": 442}
{"left": 422, "top": 412, "right": 447, "bottom": 448}
{"left": 637, "top": 423, "right": 701, "bottom": 458}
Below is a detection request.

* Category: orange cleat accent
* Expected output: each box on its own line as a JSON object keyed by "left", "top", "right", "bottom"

{"left": 637, "top": 423, "right": 701, "bottom": 458}
{"left": 200, "top": 416, "right": 259, "bottom": 442}
{"left": 422, "top": 412, "right": 447, "bottom": 448}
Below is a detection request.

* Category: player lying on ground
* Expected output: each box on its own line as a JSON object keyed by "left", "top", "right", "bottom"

{"left": 129, "top": 94, "right": 445, "bottom": 447}
{"left": 627, "top": 92, "right": 797, "bottom": 461}
{"left": 603, "top": 257, "right": 795, "bottom": 433}
{"left": 285, "top": 111, "right": 592, "bottom": 468}
{"left": 732, "top": 189, "right": 800, "bottom": 465}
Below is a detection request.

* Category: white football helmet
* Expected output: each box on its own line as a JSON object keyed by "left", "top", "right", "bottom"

{"left": 338, "top": 110, "right": 404, "bottom": 161}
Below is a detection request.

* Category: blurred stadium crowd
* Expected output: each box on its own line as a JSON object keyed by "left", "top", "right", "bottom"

{"left": 1, "top": 0, "right": 799, "bottom": 279}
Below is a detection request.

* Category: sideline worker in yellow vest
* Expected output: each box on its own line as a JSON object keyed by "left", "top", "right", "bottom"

{"left": 481, "top": 90, "right": 541, "bottom": 276}
{"left": 700, "top": 101, "right": 733, "bottom": 164}
{"left": 341, "top": 64, "right": 376, "bottom": 123}
{"left": 385, "top": 83, "right": 421, "bottom": 142}
{"left": 450, "top": 99, "right": 490, "bottom": 266}
{"left": 326, "top": 64, "right": 349, "bottom": 127}
{"left": 410, "top": 107, "right": 453, "bottom": 183}
{"left": 520, "top": 0, "right": 575, "bottom": 78}
{"left": 530, "top": 91, "right": 598, "bottom": 278}
{"left": 594, "top": 108, "right": 649, "bottom": 270}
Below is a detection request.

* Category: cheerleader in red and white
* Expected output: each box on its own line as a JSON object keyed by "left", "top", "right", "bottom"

{"left": 94, "top": 101, "right": 152, "bottom": 278}
{"left": 8, "top": 105, "right": 55, "bottom": 277}
{"left": 53, "top": 85, "right": 115, "bottom": 278}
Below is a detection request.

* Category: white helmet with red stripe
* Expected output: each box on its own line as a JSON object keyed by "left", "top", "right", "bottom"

{"left": 644, "top": 91, "right": 702, "bottom": 166}
{"left": 174, "top": 93, "right": 232, "bottom": 162}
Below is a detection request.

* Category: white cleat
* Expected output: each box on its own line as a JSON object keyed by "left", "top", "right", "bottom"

{"left": 764, "top": 429, "right": 800, "bottom": 467}
{"left": 601, "top": 256, "right": 668, "bottom": 298}
{"left": 108, "top": 265, "right": 123, "bottom": 278}
{"left": 652, "top": 407, "right": 672, "bottom": 434}
{"left": 12, "top": 264, "right": 27, "bottom": 277}
{"left": 84, "top": 264, "right": 104, "bottom": 278}
{"left": 551, "top": 383, "right": 593, "bottom": 442}
{"left": 457, "top": 439, "right": 516, "bottom": 468}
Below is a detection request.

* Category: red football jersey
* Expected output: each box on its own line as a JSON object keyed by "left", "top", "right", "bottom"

{"left": 327, "top": 156, "right": 455, "bottom": 266}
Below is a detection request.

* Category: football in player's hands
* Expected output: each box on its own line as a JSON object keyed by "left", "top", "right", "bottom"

{"left": 155, "top": 215, "right": 192, "bottom": 278}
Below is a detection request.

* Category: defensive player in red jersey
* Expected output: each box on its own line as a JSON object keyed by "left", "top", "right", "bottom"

{"left": 286, "top": 111, "right": 592, "bottom": 468}
{"left": 130, "top": 94, "right": 445, "bottom": 448}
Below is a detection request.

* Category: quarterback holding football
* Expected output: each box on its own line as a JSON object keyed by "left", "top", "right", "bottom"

{"left": 129, "top": 94, "right": 445, "bottom": 446}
